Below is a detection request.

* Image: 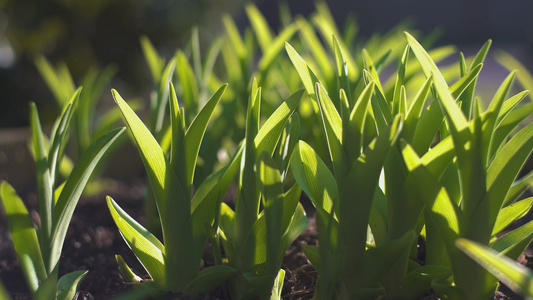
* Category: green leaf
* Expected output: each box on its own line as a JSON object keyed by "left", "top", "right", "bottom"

{"left": 483, "top": 71, "right": 517, "bottom": 163}
{"left": 402, "top": 75, "right": 433, "bottom": 142}
{"left": 340, "top": 116, "right": 403, "bottom": 262}
{"left": 346, "top": 82, "right": 375, "bottom": 162}
{"left": 29, "top": 102, "right": 53, "bottom": 267}
{"left": 392, "top": 46, "right": 410, "bottom": 115}
{"left": 497, "top": 90, "right": 530, "bottom": 125}
{"left": 487, "top": 122, "right": 533, "bottom": 222}
{"left": 257, "top": 152, "right": 284, "bottom": 276}
{"left": 183, "top": 84, "right": 227, "bottom": 188}
{"left": 496, "top": 50, "right": 533, "bottom": 101}
{"left": 405, "top": 32, "right": 468, "bottom": 132}
{"left": 184, "top": 265, "right": 236, "bottom": 296}
{"left": 56, "top": 270, "right": 88, "bottom": 300}
{"left": 492, "top": 197, "right": 533, "bottom": 238}
{"left": 316, "top": 83, "right": 349, "bottom": 185}
{"left": 503, "top": 171, "right": 533, "bottom": 207}
{"left": 351, "top": 231, "right": 417, "bottom": 291}
{"left": 245, "top": 3, "right": 273, "bottom": 53}
{"left": 107, "top": 197, "right": 166, "bottom": 286}
{"left": 223, "top": 15, "right": 247, "bottom": 60}
{"left": 449, "top": 63, "right": 483, "bottom": 99}
{"left": 34, "top": 55, "right": 74, "bottom": 105}
{"left": 400, "top": 265, "right": 453, "bottom": 299}
{"left": 151, "top": 57, "right": 177, "bottom": 138}
{"left": 456, "top": 238, "right": 533, "bottom": 297}
{"left": 491, "top": 102, "right": 533, "bottom": 159}
{"left": 48, "top": 89, "right": 81, "bottom": 185}
{"left": 295, "top": 16, "right": 333, "bottom": 82}
{"left": 291, "top": 141, "right": 337, "bottom": 214}
{"left": 112, "top": 89, "right": 194, "bottom": 289}
{"left": 0, "top": 181, "right": 46, "bottom": 292}
{"left": 50, "top": 127, "right": 125, "bottom": 269}
{"left": 333, "top": 35, "right": 351, "bottom": 101}
{"left": 116, "top": 255, "right": 142, "bottom": 283}
{"left": 176, "top": 51, "right": 199, "bottom": 118}
{"left": 257, "top": 23, "right": 298, "bottom": 76}
{"left": 490, "top": 220, "right": 533, "bottom": 260}
{"left": 255, "top": 89, "right": 304, "bottom": 156}
{"left": 285, "top": 42, "right": 320, "bottom": 111}
{"left": 140, "top": 35, "right": 164, "bottom": 83}
{"left": 401, "top": 142, "right": 463, "bottom": 252}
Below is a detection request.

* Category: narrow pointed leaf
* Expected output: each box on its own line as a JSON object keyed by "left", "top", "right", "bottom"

{"left": 50, "top": 127, "right": 125, "bottom": 268}
{"left": 140, "top": 35, "right": 164, "bottom": 83}
{"left": 56, "top": 270, "right": 88, "bottom": 300}
{"left": 291, "top": 141, "right": 337, "bottom": 214}
{"left": 492, "top": 197, "right": 533, "bottom": 238}
{"left": 107, "top": 197, "right": 166, "bottom": 285}
{"left": 405, "top": 32, "right": 468, "bottom": 131}
{"left": 184, "top": 84, "right": 227, "bottom": 187}
{"left": 0, "top": 182, "right": 46, "bottom": 292}
{"left": 487, "top": 122, "right": 533, "bottom": 221}
{"left": 456, "top": 238, "right": 533, "bottom": 297}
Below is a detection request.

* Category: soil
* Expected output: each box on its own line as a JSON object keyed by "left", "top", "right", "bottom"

{"left": 0, "top": 179, "right": 530, "bottom": 300}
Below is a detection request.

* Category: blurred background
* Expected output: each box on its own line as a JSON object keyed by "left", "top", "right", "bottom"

{"left": 1, "top": 0, "right": 532, "bottom": 190}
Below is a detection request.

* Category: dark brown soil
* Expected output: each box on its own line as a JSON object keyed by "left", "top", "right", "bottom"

{"left": 0, "top": 179, "right": 530, "bottom": 300}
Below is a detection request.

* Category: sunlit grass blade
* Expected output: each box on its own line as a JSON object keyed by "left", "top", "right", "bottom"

{"left": 107, "top": 197, "right": 166, "bottom": 286}
{"left": 257, "top": 23, "right": 298, "bottom": 77}
{"left": 184, "top": 84, "right": 227, "bottom": 188}
{"left": 112, "top": 89, "right": 192, "bottom": 288}
{"left": 140, "top": 35, "right": 164, "bottom": 83}
{"left": 176, "top": 51, "right": 200, "bottom": 117}
{"left": 491, "top": 102, "right": 533, "bottom": 158}
{"left": 56, "top": 270, "right": 88, "bottom": 300}
{"left": 316, "top": 83, "right": 348, "bottom": 183}
{"left": 285, "top": 42, "right": 320, "bottom": 106}
{"left": 496, "top": 50, "right": 533, "bottom": 101}
{"left": 245, "top": 3, "right": 273, "bottom": 53}
{"left": 340, "top": 116, "right": 402, "bottom": 263}
{"left": 456, "top": 238, "right": 533, "bottom": 297}
{"left": 458, "top": 40, "right": 491, "bottom": 117}
{"left": 255, "top": 89, "right": 304, "bottom": 155}
{"left": 34, "top": 55, "right": 74, "bottom": 105}
{"left": 449, "top": 63, "right": 482, "bottom": 99}
{"left": 151, "top": 57, "right": 177, "bottom": 138}
{"left": 392, "top": 45, "right": 410, "bottom": 115}
{"left": 486, "top": 122, "right": 533, "bottom": 221}
{"left": 346, "top": 82, "right": 375, "bottom": 161}
{"left": 48, "top": 88, "right": 81, "bottom": 184}
{"left": 29, "top": 102, "right": 54, "bottom": 266}
{"left": 223, "top": 15, "right": 247, "bottom": 60}
{"left": 295, "top": 16, "right": 333, "bottom": 80}
{"left": 257, "top": 152, "right": 284, "bottom": 277}
{"left": 0, "top": 182, "right": 47, "bottom": 292}
{"left": 291, "top": 141, "right": 337, "bottom": 215}
{"left": 490, "top": 220, "right": 533, "bottom": 260}
{"left": 405, "top": 32, "right": 468, "bottom": 132}
{"left": 497, "top": 90, "right": 530, "bottom": 124}
{"left": 333, "top": 36, "right": 351, "bottom": 101}
{"left": 50, "top": 127, "right": 125, "bottom": 268}
{"left": 116, "top": 255, "right": 142, "bottom": 284}
{"left": 503, "top": 171, "right": 533, "bottom": 207}
{"left": 402, "top": 75, "right": 433, "bottom": 142}
{"left": 363, "top": 49, "right": 384, "bottom": 94}
{"left": 491, "top": 197, "right": 533, "bottom": 238}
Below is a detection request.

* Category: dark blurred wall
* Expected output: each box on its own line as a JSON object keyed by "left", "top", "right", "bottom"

{"left": 0, "top": 0, "right": 245, "bottom": 127}
{"left": 1, "top": 0, "right": 532, "bottom": 128}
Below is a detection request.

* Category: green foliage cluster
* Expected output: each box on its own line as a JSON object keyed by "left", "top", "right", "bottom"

{"left": 1, "top": 2, "right": 533, "bottom": 299}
